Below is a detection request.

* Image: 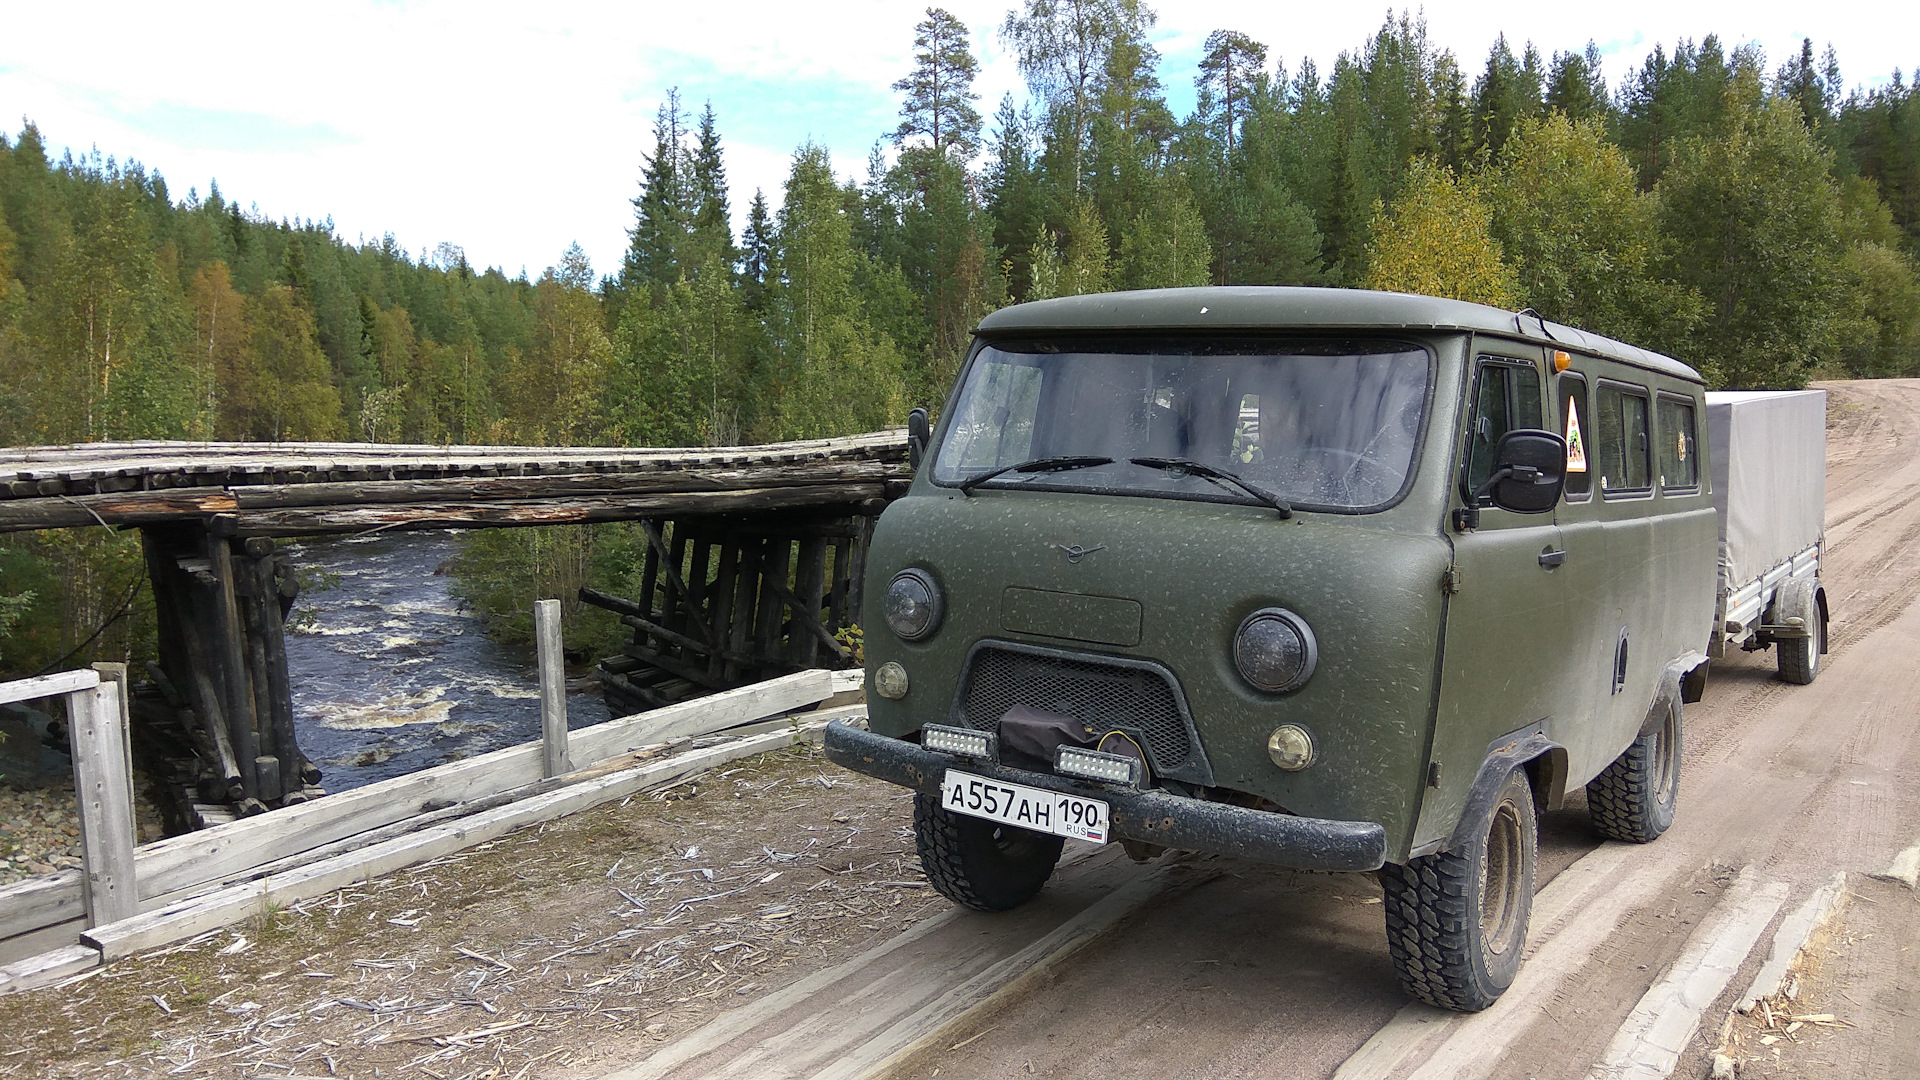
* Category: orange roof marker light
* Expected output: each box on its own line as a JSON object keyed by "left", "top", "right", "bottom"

{"left": 1552, "top": 349, "right": 1572, "bottom": 373}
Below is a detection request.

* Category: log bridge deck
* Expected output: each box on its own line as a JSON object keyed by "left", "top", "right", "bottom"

{"left": 0, "top": 430, "right": 910, "bottom": 535}
{"left": 0, "top": 432, "right": 908, "bottom": 821}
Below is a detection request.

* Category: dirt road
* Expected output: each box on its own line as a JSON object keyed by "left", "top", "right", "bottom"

{"left": 582, "top": 379, "right": 1920, "bottom": 1080}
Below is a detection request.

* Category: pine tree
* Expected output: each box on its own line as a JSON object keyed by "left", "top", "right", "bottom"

{"left": 620, "top": 91, "right": 691, "bottom": 306}
{"left": 1471, "top": 36, "right": 1545, "bottom": 159}
{"left": 740, "top": 189, "right": 777, "bottom": 311}
{"left": 893, "top": 8, "right": 984, "bottom": 158}
{"left": 1196, "top": 30, "right": 1267, "bottom": 153}
{"left": 984, "top": 97, "right": 1046, "bottom": 299}
{"left": 688, "top": 103, "right": 735, "bottom": 274}
{"left": 1776, "top": 39, "right": 1837, "bottom": 131}
{"left": 1545, "top": 43, "right": 1608, "bottom": 121}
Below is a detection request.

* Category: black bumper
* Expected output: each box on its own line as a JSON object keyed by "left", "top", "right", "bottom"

{"left": 824, "top": 721, "right": 1387, "bottom": 873}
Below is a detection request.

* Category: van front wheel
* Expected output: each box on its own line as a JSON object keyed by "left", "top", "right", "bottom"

{"left": 1381, "top": 769, "right": 1537, "bottom": 1012}
{"left": 913, "top": 794, "right": 1064, "bottom": 912}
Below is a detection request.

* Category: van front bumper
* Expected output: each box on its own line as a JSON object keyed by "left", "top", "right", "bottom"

{"left": 824, "top": 721, "right": 1387, "bottom": 872}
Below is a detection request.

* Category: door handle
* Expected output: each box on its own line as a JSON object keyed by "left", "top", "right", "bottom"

{"left": 1538, "top": 548, "right": 1566, "bottom": 568}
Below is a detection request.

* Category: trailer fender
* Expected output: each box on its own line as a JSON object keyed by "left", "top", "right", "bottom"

{"left": 1817, "top": 585, "right": 1830, "bottom": 655}
{"left": 1446, "top": 724, "right": 1567, "bottom": 850}
{"left": 1766, "top": 578, "right": 1822, "bottom": 643}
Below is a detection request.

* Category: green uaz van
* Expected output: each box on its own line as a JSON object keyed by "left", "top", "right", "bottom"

{"left": 824, "top": 286, "right": 1717, "bottom": 1011}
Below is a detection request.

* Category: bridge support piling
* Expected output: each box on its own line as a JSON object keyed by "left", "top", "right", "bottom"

{"left": 582, "top": 509, "right": 871, "bottom": 717}
{"left": 138, "top": 522, "right": 311, "bottom": 815}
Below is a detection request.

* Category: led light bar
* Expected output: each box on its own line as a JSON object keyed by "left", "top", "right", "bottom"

{"left": 1055, "top": 745, "right": 1143, "bottom": 788}
{"left": 923, "top": 724, "right": 997, "bottom": 761}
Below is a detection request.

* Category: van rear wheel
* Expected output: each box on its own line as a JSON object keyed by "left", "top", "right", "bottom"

{"left": 913, "top": 794, "right": 1064, "bottom": 912}
{"left": 1380, "top": 769, "right": 1536, "bottom": 1012}
{"left": 1588, "top": 698, "right": 1681, "bottom": 843}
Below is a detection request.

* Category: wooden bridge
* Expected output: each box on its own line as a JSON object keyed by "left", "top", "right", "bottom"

{"left": 1, "top": 432, "right": 908, "bottom": 821}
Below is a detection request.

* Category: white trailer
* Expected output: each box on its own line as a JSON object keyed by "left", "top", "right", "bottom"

{"left": 1706, "top": 390, "right": 1829, "bottom": 682}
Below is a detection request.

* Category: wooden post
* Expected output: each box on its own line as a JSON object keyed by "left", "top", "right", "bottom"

{"left": 69, "top": 678, "right": 139, "bottom": 925}
{"left": 535, "top": 599, "right": 570, "bottom": 778}
{"left": 207, "top": 523, "right": 260, "bottom": 802}
{"left": 89, "top": 663, "right": 134, "bottom": 797}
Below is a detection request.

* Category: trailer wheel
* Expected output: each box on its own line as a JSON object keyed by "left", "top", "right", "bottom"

{"left": 1776, "top": 581, "right": 1825, "bottom": 685}
{"left": 1588, "top": 698, "right": 1681, "bottom": 843}
{"left": 913, "top": 794, "right": 1063, "bottom": 912}
{"left": 1381, "top": 769, "right": 1536, "bottom": 1012}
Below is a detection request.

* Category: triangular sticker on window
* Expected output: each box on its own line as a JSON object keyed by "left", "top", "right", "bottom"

{"left": 1565, "top": 398, "right": 1589, "bottom": 473}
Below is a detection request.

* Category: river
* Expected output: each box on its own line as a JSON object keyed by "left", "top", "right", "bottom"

{"left": 281, "top": 531, "right": 610, "bottom": 791}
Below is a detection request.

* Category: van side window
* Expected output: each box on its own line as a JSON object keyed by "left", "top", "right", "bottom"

{"left": 1464, "top": 359, "right": 1543, "bottom": 500}
{"left": 1595, "top": 382, "right": 1652, "bottom": 495}
{"left": 1558, "top": 373, "right": 1592, "bottom": 501}
{"left": 1656, "top": 395, "right": 1699, "bottom": 490}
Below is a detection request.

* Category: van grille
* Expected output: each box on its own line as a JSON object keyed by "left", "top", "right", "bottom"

{"left": 954, "top": 641, "right": 1209, "bottom": 784}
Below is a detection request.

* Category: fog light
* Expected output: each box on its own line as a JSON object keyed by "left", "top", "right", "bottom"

{"left": 1267, "top": 724, "right": 1315, "bottom": 771}
{"left": 923, "top": 724, "right": 995, "bottom": 760}
{"left": 873, "top": 661, "right": 910, "bottom": 700}
{"left": 1056, "top": 745, "right": 1144, "bottom": 788}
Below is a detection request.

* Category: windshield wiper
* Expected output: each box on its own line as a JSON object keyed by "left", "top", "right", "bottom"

{"left": 957, "top": 455, "right": 1115, "bottom": 494}
{"left": 1129, "top": 457, "right": 1293, "bottom": 518}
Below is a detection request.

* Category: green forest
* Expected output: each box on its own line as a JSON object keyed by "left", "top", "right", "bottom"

{"left": 2, "top": 3, "right": 1918, "bottom": 675}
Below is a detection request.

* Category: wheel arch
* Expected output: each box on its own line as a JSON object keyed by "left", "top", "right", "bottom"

{"left": 1444, "top": 724, "right": 1561, "bottom": 854}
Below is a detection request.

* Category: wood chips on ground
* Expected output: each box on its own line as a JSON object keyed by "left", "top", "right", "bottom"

{"left": 0, "top": 743, "right": 942, "bottom": 1079}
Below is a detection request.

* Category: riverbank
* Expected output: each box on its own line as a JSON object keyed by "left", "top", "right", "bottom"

{"left": 0, "top": 779, "right": 166, "bottom": 887}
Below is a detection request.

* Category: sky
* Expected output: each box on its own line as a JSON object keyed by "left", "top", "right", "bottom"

{"left": 2, "top": 1, "right": 1914, "bottom": 282}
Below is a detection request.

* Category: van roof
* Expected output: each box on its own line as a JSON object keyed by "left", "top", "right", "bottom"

{"left": 974, "top": 286, "right": 1702, "bottom": 384}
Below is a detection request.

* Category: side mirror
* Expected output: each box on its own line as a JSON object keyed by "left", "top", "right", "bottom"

{"left": 1482, "top": 429, "right": 1567, "bottom": 513}
{"left": 907, "top": 407, "right": 930, "bottom": 471}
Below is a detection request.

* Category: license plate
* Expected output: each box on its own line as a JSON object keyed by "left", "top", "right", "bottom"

{"left": 941, "top": 769, "right": 1109, "bottom": 844}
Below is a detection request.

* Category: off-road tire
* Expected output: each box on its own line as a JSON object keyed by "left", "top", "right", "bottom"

{"left": 913, "top": 793, "right": 1064, "bottom": 912}
{"left": 1588, "top": 699, "right": 1681, "bottom": 843}
{"left": 1380, "top": 769, "right": 1536, "bottom": 1012}
{"left": 1777, "top": 603, "right": 1824, "bottom": 685}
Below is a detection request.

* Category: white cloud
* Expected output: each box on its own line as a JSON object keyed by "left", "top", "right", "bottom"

{"left": 2, "top": 1, "right": 1912, "bottom": 279}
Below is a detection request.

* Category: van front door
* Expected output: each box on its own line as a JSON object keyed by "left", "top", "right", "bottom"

{"left": 1415, "top": 353, "right": 1570, "bottom": 851}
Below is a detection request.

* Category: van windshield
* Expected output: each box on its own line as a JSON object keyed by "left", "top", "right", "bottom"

{"left": 932, "top": 337, "right": 1431, "bottom": 512}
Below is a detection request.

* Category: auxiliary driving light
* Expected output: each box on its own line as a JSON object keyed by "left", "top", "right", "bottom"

{"left": 1267, "top": 724, "right": 1316, "bottom": 771}
{"left": 923, "top": 724, "right": 996, "bottom": 760}
{"left": 873, "top": 661, "right": 910, "bottom": 700}
{"left": 1055, "top": 745, "right": 1145, "bottom": 788}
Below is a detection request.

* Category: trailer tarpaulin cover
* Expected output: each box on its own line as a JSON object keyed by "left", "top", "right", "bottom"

{"left": 1706, "top": 390, "right": 1826, "bottom": 589}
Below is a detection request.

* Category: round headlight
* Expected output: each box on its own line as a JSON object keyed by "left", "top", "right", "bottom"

{"left": 883, "top": 568, "right": 944, "bottom": 641}
{"left": 1234, "top": 608, "right": 1317, "bottom": 692}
